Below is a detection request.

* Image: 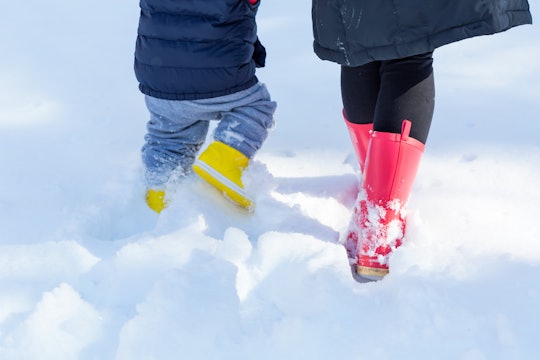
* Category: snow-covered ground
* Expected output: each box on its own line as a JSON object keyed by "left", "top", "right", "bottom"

{"left": 1, "top": 1, "right": 539, "bottom": 359}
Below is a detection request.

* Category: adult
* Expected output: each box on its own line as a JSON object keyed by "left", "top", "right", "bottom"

{"left": 311, "top": 1, "right": 532, "bottom": 280}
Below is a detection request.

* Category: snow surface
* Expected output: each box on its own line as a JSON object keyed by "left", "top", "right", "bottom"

{"left": 1, "top": 1, "right": 539, "bottom": 359}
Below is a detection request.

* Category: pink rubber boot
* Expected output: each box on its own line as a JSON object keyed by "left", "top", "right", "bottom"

{"left": 343, "top": 111, "right": 373, "bottom": 258}
{"left": 348, "top": 120, "right": 424, "bottom": 281}
{"left": 343, "top": 109, "right": 373, "bottom": 172}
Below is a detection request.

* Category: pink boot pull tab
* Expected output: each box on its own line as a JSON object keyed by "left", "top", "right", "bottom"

{"left": 401, "top": 119, "right": 412, "bottom": 141}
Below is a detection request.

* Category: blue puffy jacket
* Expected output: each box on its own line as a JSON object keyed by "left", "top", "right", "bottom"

{"left": 135, "top": 0, "right": 265, "bottom": 100}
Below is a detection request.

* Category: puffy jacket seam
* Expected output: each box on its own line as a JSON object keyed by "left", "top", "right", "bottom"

{"left": 138, "top": 34, "right": 250, "bottom": 44}
{"left": 140, "top": 10, "right": 221, "bottom": 22}
{"left": 135, "top": 58, "right": 254, "bottom": 70}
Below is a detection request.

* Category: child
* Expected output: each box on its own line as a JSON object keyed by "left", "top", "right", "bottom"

{"left": 134, "top": 0, "right": 276, "bottom": 213}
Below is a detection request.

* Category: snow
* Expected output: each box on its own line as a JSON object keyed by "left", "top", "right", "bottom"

{"left": 1, "top": 1, "right": 539, "bottom": 359}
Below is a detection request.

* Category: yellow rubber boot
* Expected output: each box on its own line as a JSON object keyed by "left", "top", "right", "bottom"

{"left": 192, "top": 141, "right": 254, "bottom": 211}
{"left": 146, "top": 189, "right": 167, "bottom": 213}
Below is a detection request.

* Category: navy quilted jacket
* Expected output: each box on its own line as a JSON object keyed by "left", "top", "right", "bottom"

{"left": 312, "top": 0, "right": 533, "bottom": 67}
{"left": 135, "top": 0, "right": 264, "bottom": 100}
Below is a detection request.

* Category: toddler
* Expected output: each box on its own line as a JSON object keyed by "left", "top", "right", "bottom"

{"left": 134, "top": 0, "right": 276, "bottom": 213}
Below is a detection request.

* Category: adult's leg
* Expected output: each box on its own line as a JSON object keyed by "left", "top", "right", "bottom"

{"left": 341, "top": 62, "right": 381, "bottom": 125}
{"left": 374, "top": 52, "right": 435, "bottom": 143}
{"left": 341, "top": 62, "right": 381, "bottom": 171}
{"left": 348, "top": 52, "right": 435, "bottom": 281}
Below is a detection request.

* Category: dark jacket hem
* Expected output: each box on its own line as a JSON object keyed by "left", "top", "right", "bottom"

{"left": 314, "top": 8, "right": 533, "bottom": 67}
{"left": 139, "top": 77, "right": 259, "bottom": 101}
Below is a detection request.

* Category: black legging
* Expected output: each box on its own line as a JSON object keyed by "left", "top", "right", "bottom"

{"left": 341, "top": 52, "right": 435, "bottom": 144}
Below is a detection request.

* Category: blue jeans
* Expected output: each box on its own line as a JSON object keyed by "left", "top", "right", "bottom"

{"left": 142, "top": 83, "right": 276, "bottom": 187}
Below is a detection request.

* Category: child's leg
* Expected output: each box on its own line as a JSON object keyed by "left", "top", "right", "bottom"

{"left": 191, "top": 83, "right": 276, "bottom": 210}
{"left": 212, "top": 83, "right": 276, "bottom": 158}
{"left": 142, "top": 96, "right": 210, "bottom": 188}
